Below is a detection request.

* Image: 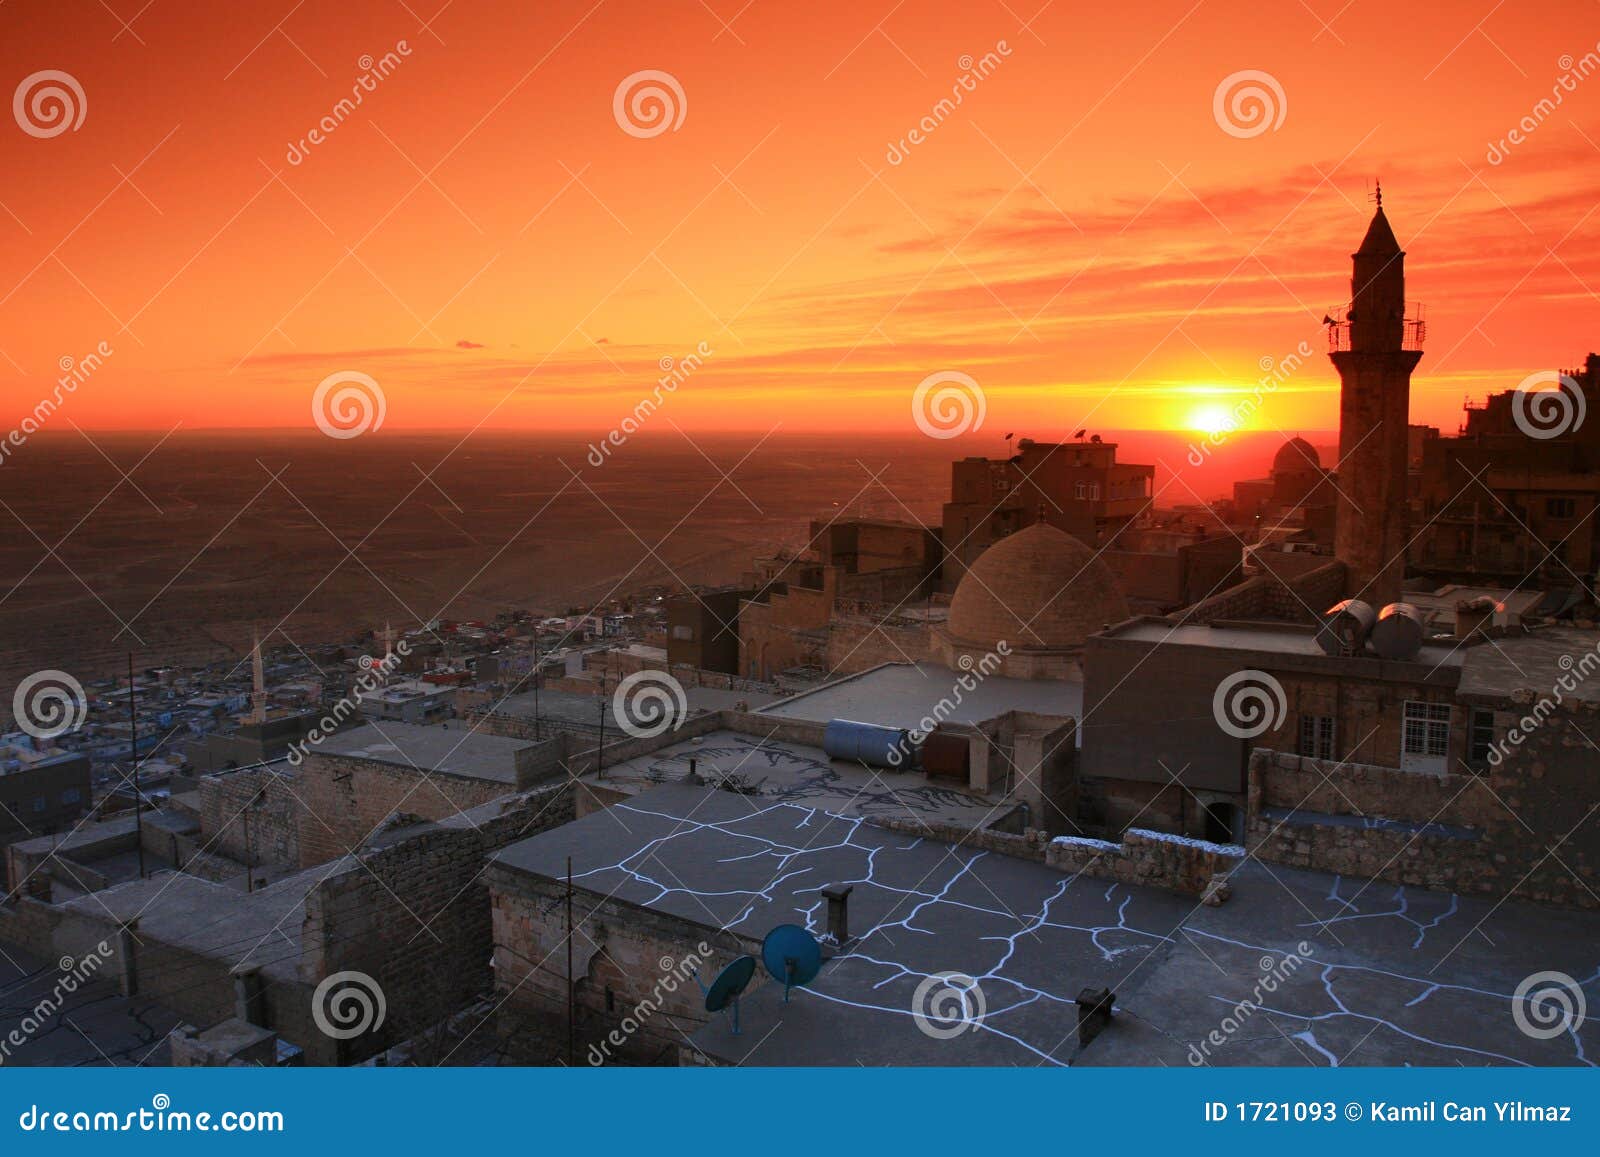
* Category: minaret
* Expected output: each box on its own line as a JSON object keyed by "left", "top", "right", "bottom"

{"left": 249, "top": 627, "right": 267, "bottom": 725}
{"left": 1330, "top": 184, "right": 1422, "bottom": 607}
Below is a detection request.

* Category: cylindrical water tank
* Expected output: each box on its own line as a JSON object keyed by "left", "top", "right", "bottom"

{"left": 823, "top": 718, "right": 912, "bottom": 768}
{"left": 1317, "top": 598, "right": 1376, "bottom": 655}
{"left": 1371, "top": 602, "right": 1426, "bottom": 660}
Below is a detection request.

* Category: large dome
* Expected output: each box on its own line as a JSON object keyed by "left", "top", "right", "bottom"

{"left": 946, "top": 522, "right": 1129, "bottom": 652}
{"left": 1272, "top": 437, "right": 1320, "bottom": 475}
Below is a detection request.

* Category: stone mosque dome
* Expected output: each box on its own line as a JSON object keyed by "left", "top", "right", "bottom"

{"left": 1272, "top": 437, "right": 1320, "bottom": 475}
{"left": 945, "top": 522, "right": 1130, "bottom": 657}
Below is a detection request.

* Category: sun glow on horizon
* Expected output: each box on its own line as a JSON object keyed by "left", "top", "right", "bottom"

{"left": 1186, "top": 402, "right": 1239, "bottom": 437}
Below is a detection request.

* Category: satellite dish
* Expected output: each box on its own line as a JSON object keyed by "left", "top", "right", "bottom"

{"left": 700, "top": 955, "right": 757, "bottom": 1035}
{"left": 762, "top": 924, "right": 822, "bottom": 1003}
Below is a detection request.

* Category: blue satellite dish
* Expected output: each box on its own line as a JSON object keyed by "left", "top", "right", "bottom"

{"left": 761, "top": 924, "right": 822, "bottom": 1002}
{"left": 704, "top": 956, "right": 756, "bottom": 1013}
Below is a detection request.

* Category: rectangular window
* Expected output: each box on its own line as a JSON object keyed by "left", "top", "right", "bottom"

{"left": 1402, "top": 701, "right": 1451, "bottom": 758}
{"left": 1297, "top": 714, "right": 1336, "bottom": 760}
{"left": 31, "top": 797, "right": 47, "bottom": 813}
{"left": 1546, "top": 497, "right": 1576, "bottom": 518}
{"left": 1089, "top": 483, "right": 1101, "bottom": 500}
{"left": 1074, "top": 482, "right": 1087, "bottom": 500}
{"left": 1467, "top": 709, "right": 1496, "bottom": 769}
{"left": 60, "top": 788, "right": 81, "bottom": 805}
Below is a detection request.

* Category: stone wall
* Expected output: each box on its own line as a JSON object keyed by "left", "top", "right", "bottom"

{"left": 294, "top": 752, "right": 514, "bottom": 869}
{"left": 487, "top": 860, "right": 751, "bottom": 1065}
{"left": 1247, "top": 713, "right": 1600, "bottom": 909}
{"left": 299, "top": 781, "right": 576, "bottom": 1062}
{"left": 1178, "top": 560, "right": 1346, "bottom": 625}
{"left": 862, "top": 815, "right": 1239, "bottom": 902}
{"left": 199, "top": 765, "right": 301, "bottom": 867}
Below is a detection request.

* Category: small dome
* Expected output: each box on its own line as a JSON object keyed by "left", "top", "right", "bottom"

{"left": 1273, "top": 437, "right": 1319, "bottom": 475}
{"left": 947, "top": 522, "right": 1128, "bottom": 651}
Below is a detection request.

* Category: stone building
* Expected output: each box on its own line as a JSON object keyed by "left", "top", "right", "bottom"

{"left": 941, "top": 436, "right": 1153, "bottom": 589}
{"left": 0, "top": 741, "right": 90, "bottom": 847}
{"left": 933, "top": 520, "right": 1129, "bottom": 680}
{"left": 737, "top": 517, "right": 942, "bottom": 682}
{"left": 1413, "top": 352, "right": 1600, "bottom": 588}
{"left": 1229, "top": 436, "right": 1337, "bottom": 546}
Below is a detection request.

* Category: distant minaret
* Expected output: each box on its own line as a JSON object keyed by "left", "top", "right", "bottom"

{"left": 1330, "top": 183, "right": 1422, "bottom": 607}
{"left": 249, "top": 627, "right": 267, "bottom": 724}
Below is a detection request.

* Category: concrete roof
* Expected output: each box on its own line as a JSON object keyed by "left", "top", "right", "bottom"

{"left": 1457, "top": 628, "right": 1600, "bottom": 703}
{"left": 760, "top": 662, "right": 1080, "bottom": 728}
{"left": 63, "top": 867, "right": 317, "bottom": 984}
{"left": 585, "top": 729, "right": 1005, "bottom": 823}
{"left": 491, "top": 784, "right": 1600, "bottom": 1066}
{"left": 317, "top": 721, "right": 526, "bottom": 784}
{"left": 1103, "top": 618, "right": 1466, "bottom": 668}
{"left": 0, "top": 941, "right": 181, "bottom": 1066}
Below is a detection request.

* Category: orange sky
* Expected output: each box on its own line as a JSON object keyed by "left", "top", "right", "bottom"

{"left": 2, "top": 0, "right": 1598, "bottom": 437}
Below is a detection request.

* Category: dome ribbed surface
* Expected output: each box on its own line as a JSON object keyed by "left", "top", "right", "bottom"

{"left": 947, "top": 522, "right": 1129, "bottom": 651}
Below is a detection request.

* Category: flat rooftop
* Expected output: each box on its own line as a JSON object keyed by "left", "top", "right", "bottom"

{"left": 584, "top": 729, "right": 1005, "bottom": 825}
{"left": 317, "top": 721, "right": 527, "bottom": 784}
{"left": 759, "top": 662, "right": 1080, "bottom": 728}
{"left": 0, "top": 940, "right": 181, "bottom": 1066}
{"left": 493, "top": 784, "right": 1600, "bottom": 1067}
{"left": 1103, "top": 619, "right": 1466, "bottom": 667}
{"left": 1458, "top": 627, "right": 1600, "bottom": 703}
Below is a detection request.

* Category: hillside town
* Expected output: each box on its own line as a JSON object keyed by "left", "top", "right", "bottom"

{"left": 3, "top": 200, "right": 1599, "bottom": 1068}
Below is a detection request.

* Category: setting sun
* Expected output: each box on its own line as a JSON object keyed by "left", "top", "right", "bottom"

{"left": 1186, "top": 403, "right": 1237, "bottom": 437}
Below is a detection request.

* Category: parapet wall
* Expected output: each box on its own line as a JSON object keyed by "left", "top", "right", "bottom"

{"left": 861, "top": 815, "right": 1239, "bottom": 902}
{"left": 1247, "top": 740, "right": 1598, "bottom": 909}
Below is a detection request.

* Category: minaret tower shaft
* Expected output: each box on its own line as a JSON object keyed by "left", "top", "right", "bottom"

{"left": 1329, "top": 185, "right": 1422, "bottom": 607}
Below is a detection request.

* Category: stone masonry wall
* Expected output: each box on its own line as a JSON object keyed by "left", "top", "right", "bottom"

{"left": 294, "top": 753, "right": 512, "bottom": 869}
{"left": 298, "top": 781, "right": 575, "bottom": 1061}
{"left": 486, "top": 862, "right": 752, "bottom": 1065}
{"left": 1247, "top": 734, "right": 1598, "bottom": 909}
{"left": 199, "top": 765, "right": 302, "bottom": 867}
{"left": 862, "top": 815, "right": 1240, "bottom": 902}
